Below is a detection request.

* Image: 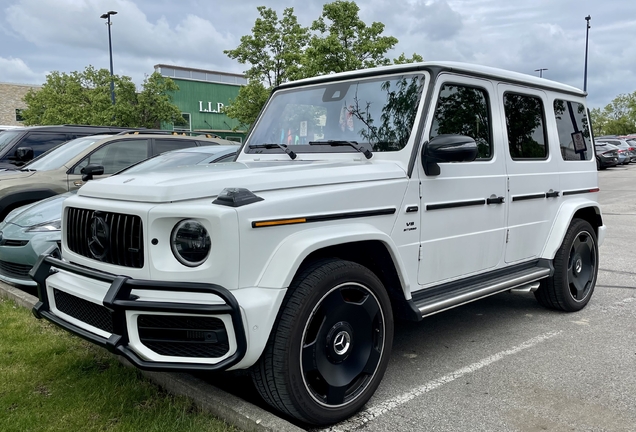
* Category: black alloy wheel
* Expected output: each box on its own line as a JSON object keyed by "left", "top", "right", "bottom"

{"left": 251, "top": 259, "right": 394, "bottom": 426}
{"left": 535, "top": 218, "right": 598, "bottom": 311}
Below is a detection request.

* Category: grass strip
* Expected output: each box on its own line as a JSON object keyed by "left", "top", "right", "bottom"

{"left": 0, "top": 297, "right": 239, "bottom": 432}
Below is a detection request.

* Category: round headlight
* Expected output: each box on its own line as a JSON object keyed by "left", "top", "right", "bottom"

{"left": 170, "top": 219, "right": 211, "bottom": 267}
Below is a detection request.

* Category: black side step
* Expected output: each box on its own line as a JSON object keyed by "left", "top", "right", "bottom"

{"left": 410, "top": 260, "right": 552, "bottom": 319}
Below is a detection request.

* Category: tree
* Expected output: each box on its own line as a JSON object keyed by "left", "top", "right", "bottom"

{"left": 302, "top": 1, "right": 398, "bottom": 76}
{"left": 21, "top": 66, "right": 184, "bottom": 128}
{"left": 224, "top": 6, "right": 309, "bottom": 87}
{"left": 590, "top": 92, "right": 636, "bottom": 136}
{"left": 223, "top": 80, "right": 270, "bottom": 130}
{"left": 224, "top": 1, "right": 422, "bottom": 128}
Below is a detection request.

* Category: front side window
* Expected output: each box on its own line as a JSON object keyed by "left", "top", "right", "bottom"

{"left": 248, "top": 74, "right": 425, "bottom": 153}
{"left": 553, "top": 99, "right": 591, "bottom": 161}
{"left": 25, "top": 136, "right": 104, "bottom": 171}
{"left": 20, "top": 132, "right": 69, "bottom": 157}
{"left": 73, "top": 139, "right": 149, "bottom": 175}
{"left": 504, "top": 93, "right": 548, "bottom": 159}
{"left": 430, "top": 84, "right": 492, "bottom": 159}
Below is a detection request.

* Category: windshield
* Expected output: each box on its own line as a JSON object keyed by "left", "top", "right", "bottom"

{"left": 247, "top": 74, "right": 425, "bottom": 154}
{"left": 0, "top": 130, "right": 22, "bottom": 152}
{"left": 121, "top": 146, "right": 237, "bottom": 174}
{"left": 23, "top": 136, "right": 107, "bottom": 171}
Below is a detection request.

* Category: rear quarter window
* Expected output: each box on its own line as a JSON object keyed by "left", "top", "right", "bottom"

{"left": 554, "top": 99, "right": 592, "bottom": 161}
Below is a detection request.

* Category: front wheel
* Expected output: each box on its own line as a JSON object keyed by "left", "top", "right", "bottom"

{"left": 535, "top": 218, "right": 598, "bottom": 311}
{"left": 251, "top": 259, "right": 394, "bottom": 426}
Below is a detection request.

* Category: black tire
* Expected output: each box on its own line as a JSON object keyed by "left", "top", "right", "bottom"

{"left": 251, "top": 259, "right": 394, "bottom": 426}
{"left": 535, "top": 218, "right": 598, "bottom": 311}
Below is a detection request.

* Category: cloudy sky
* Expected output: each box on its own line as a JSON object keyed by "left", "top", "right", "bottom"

{"left": 0, "top": 0, "right": 634, "bottom": 109}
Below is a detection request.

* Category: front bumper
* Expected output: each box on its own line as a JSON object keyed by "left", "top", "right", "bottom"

{"left": 30, "top": 247, "right": 247, "bottom": 372}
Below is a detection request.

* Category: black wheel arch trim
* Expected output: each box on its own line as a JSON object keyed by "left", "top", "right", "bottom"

{"left": 30, "top": 246, "right": 247, "bottom": 372}
{"left": 0, "top": 188, "right": 59, "bottom": 217}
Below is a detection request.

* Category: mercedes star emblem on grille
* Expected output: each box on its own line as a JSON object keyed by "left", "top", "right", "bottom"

{"left": 88, "top": 212, "right": 110, "bottom": 260}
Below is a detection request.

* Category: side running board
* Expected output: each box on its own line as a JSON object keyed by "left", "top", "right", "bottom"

{"left": 410, "top": 261, "right": 551, "bottom": 319}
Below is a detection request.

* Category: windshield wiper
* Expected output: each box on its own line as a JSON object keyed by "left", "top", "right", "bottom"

{"left": 308, "top": 140, "right": 372, "bottom": 159}
{"left": 248, "top": 143, "right": 297, "bottom": 160}
{"left": 20, "top": 168, "right": 36, "bottom": 172}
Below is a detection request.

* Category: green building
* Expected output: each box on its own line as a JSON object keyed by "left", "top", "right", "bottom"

{"left": 155, "top": 64, "right": 248, "bottom": 142}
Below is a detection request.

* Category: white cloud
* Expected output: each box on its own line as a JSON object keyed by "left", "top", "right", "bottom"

{"left": 0, "top": 57, "right": 45, "bottom": 84}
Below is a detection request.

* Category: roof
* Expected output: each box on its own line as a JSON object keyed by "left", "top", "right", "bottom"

{"left": 277, "top": 61, "right": 585, "bottom": 97}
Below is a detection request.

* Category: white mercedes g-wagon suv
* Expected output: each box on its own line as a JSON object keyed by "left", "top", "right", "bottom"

{"left": 31, "top": 62, "right": 605, "bottom": 426}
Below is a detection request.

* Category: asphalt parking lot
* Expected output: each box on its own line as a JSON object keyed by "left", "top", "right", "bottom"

{"left": 2, "top": 164, "right": 634, "bottom": 432}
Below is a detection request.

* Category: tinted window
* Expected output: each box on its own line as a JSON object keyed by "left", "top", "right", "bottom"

{"left": 430, "top": 84, "right": 492, "bottom": 159}
{"left": 504, "top": 93, "right": 547, "bottom": 159}
{"left": 154, "top": 138, "right": 197, "bottom": 154}
{"left": 19, "top": 132, "right": 69, "bottom": 157}
{"left": 25, "top": 136, "right": 105, "bottom": 171}
{"left": 74, "top": 139, "right": 149, "bottom": 175}
{"left": 0, "top": 130, "right": 22, "bottom": 152}
{"left": 553, "top": 100, "right": 592, "bottom": 161}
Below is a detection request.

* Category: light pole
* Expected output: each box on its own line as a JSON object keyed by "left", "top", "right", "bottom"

{"left": 100, "top": 10, "right": 117, "bottom": 105}
{"left": 584, "top": 15, "right": 591, "bottom": 92}
{"left": 535, "top": 68, "right": 548, "bottom": 78}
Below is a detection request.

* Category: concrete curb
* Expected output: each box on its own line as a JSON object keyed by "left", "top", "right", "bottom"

{"left": 0, "top": 281, "right": 304, "bottom": 432}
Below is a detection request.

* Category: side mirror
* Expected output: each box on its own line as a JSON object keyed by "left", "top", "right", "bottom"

{"left": 15, "top": 147, "right": 34, "bottom": 162}
{"left": 421, "top": 134, "right": 478, "bottom": 176}
{"left": 80, "top": 164, "right": 105, "bottom": 182}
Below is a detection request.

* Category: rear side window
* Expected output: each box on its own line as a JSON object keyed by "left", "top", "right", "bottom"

{"left": 153, "top": 138, "right": 198, "bottom": 154}
{"left": 19, "top": 132, "right": 69, "bottom": 157}
{"left": 430, "top": 84, "right": 492, "bottom": 159}
{"left": 504, "top": 93, "right": 548, "bottom": 159}
{"left": 553, "top": 99, "right": 592, "bottom": 161}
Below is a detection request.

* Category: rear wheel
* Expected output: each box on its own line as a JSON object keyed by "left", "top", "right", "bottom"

{"left": 535, "top": 218, "right": 598, "bottom": 311}
{"left": 251, "top": 259, "right": 393, "bottom": 425}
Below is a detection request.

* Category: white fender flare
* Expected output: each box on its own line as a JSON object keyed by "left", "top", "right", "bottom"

{"left": 541, "top": 199, "right": 604, "bottom": 260}
{"left": 256, "top": 222, "right": 411, "bottom": 295}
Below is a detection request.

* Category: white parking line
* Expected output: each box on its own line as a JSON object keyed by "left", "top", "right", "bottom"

{"left": 322, "top": 331, "right": 563, "bottom": 432}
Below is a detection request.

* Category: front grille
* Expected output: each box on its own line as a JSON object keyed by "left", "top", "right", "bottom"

{"left": 0, "top": 260, "right": 31, "bottom": 279}
{"left": 138, "top": 315, "right": 229, "bottom": 358}
{"left": 53, "top": 289, "right": 113, "bottom": 333}
{"left": 66, "top": 207, "right": 143, "bottom": 268}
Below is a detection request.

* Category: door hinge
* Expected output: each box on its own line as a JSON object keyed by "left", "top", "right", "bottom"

{"left": 418, "top": 245, "right": 422, "bottom": 261}
{"left": 505, "top": 229, "right": 510, "bottom": 243}
{"left": 507, "top": 177, "right": 510, "bottom": 192}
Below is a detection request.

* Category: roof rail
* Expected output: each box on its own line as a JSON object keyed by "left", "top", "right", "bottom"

{"left": 113, "top": 129, "right": 174, "bottom": 136}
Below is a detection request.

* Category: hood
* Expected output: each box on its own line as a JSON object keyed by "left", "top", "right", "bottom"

{"left": 78, "top": 160, "right": 407, "bottom": 203}
{"left": 6, "top": 191, "right": 74, "bottom": 228}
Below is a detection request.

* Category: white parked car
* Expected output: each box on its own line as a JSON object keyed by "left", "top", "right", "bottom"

{"left": 31, "top": 62, "right": 604, "bottom": 426}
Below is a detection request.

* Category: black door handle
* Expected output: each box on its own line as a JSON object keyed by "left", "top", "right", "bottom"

{"left": 487, "top": 196, "right": 505, "bottom": 205}
{"left": 546, "top": 190, "right": 560, "bottom": 198}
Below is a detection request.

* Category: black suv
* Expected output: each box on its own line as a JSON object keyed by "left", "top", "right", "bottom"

{"left": 0, "top": 125, "right": 139, "bottom": 170}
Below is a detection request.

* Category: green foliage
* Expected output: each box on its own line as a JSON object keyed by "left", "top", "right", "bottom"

{"left": 393, "top": 53, "right": 424, "bottom": 65}
{"left": 21, "top": 67, "right": 184, "bottom": 128}
{"left": 302, "top": 1, "right": 398, "bottom": 76}
{"left": 224, "top": 1, "right": 422, "bottom": 127}
{"left": 223, "top": 80, "right": 270, "bottom": 130}
{"left": 590, "top": 92, "right": 636, "bottom": 136}
{"left": 223, "top": 6, "right": 309, "bottom": 87}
